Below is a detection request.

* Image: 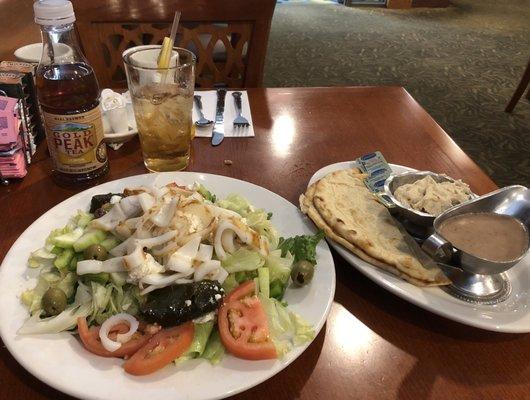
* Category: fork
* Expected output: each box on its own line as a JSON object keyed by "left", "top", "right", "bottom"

{"left": 232, "top": 92, "right": 250, "bottom": 128}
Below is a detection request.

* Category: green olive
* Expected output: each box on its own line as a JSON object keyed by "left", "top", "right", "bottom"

{"left": 83, "top": 244, "right": 108, "bottom": 261}
{"left": 42, "top": 287, "right": 67, "bottom": 316}
{"left": 290, "top": 260, "right": 315, "bottom": 287}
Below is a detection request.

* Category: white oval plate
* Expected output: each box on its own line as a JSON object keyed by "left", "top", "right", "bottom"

{"left": 310, "top": 161, "right": 530, "bottom": 333}
{"left": 0, "top": 172, "right": 336, "bottom": 400}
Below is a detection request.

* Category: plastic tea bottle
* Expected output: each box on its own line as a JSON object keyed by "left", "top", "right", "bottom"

{"left": 34, "top": 0, "right": 108, "bottom": 185}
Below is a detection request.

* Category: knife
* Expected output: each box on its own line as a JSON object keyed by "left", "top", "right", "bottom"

{"left": 212, "top": 89, "right": 227, "bottom": 146}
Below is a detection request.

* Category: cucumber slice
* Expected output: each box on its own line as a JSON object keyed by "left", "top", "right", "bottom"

{"left": 54, "top": 248, "right": 74, "bottom": 270}
{"left": 73, "top": 230, "right": 107, "bottom": 252}
{"left": 269, "top": 279, "right": 285, "bottom": 300}
{"left": 100, "top": 236, "right": 121, "bottom": 251}
{"left": 68, "top": 253, "right": 83, "bottom": 272}
{"left": 258, "top": 267, "right": 270, "bottom": 298}
{"left": 53, "top": 227, "right": 84, "bottom": 248}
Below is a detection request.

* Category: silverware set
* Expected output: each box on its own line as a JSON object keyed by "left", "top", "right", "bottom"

{"left": 194, "top": 90, "right": 251, "bottom": 146}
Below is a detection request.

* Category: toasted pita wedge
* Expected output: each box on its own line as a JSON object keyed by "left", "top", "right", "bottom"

{"left": 308, "top": 169, "right": 449, "bottom": 286}
{"left": 301, "top": 181, "right": 444, "bottom": 286}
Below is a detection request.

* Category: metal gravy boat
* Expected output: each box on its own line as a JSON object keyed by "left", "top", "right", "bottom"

{"left": 422, "top": 185, "right": 529, "bottom": 275}
{"left": 420, "top": 185, "right": 529, "bottom": 304}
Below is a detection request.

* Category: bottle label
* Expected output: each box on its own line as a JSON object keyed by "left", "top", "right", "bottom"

{"left": 43, "top": 106, "right": 108, "bottom": 174}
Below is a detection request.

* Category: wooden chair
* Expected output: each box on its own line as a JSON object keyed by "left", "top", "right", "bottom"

{"left": 505, "top": 58, "right": 530, "bottom": 113}
{"left": 71, "top": 0, "right": 276, "bottom": 89}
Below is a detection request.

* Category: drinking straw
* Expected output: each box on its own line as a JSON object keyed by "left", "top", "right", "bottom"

{"left": 158, "top": 11, "right": 181, "bottom": 70}
{"left": 168, "top": 11, "right": 181, "bottom": 52}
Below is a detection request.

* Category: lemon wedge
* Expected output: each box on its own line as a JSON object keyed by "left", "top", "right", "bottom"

{"left": 157, "top": 37, "right": 173, "bottom": 69}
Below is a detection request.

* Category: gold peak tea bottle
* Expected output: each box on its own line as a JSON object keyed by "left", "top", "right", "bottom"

{"left": 34, "top": 0, "right": 108, "bottom": 185}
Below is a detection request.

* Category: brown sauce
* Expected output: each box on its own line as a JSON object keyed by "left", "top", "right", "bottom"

{"left": 438, "top": 213, "right": 529, "bottom": 262}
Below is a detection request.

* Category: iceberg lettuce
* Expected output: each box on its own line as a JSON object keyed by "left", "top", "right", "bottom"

{"left": 18, "top": 283, "right": 93, "bottom": 335}
{"left": 216, "top": 194, "right": 278, "bottom": 247}
{"left": 221, "top": 248, "right": 265, "bottom": 273}
{"left": 216, "top": 194, "right": 252, "bottom": 216}
{"left": 27, "top": 248, "right": 56, "bottom": 269}
{"left": 245, "top": 209, "right": 279, "bottom": 249}
{"left": 176, "top": 321, "right": 215, "bottom": 363}
{"left": 258, "top": 294, "right": 314, "bottom": 358}
{"left": 89, "top": 282, "right": 142, "bottom": 325}
{"left": 18, "top": 303, "right": 92, "bottom": 335}
{"left": 196, "top": 184, "right": 217, "bottom": 203}
{"left": 201, "top": 328, "right": 225, "bottom": 365}
{"left": 21, "top": 271, "right": 77, "bottom": 314}
{"left": 265, "top": 249, "right": 293, "bottom": 284}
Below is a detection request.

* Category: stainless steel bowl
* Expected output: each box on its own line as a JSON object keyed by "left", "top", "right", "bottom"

{"left": 422, "top": 185, "right": 530, "bottom": 275}
{"left": 383, "top": 171, "right": 472, "bottom": 227}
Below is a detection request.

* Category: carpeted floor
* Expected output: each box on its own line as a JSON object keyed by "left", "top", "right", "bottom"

{"left": 264, "top": 0, "right": 530, "bottom": 186}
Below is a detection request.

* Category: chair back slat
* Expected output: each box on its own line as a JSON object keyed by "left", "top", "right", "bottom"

{"left": 72, "top": 0, "right": 276, "bottom": 88}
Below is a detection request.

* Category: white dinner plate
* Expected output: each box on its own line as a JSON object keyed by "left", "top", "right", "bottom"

{"left": 0, "top": 172, "right": 336, "bottom": 400}
{"left": 309, "top": 161, "right": 530, "bottom": 333}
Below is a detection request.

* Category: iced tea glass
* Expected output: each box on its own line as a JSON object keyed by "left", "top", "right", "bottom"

{"left": 123, "top": 46, "right": 196, "bottom": 171}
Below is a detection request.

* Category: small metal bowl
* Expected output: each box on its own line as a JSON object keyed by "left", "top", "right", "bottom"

{"left": 383, "top": 171, "right": 472, "bottom": 228}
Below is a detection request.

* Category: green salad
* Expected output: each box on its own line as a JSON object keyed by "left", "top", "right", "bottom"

{"left": 19, "top": 182, "right": 323, "bottom": 375}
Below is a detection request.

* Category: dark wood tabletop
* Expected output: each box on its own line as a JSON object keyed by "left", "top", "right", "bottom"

{"left": 2, "top": 86, "right": 528, "bottom": 400}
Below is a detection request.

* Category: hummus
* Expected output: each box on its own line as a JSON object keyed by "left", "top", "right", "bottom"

{"left": 394, "top": 175, "right": 472, "bottom": 216}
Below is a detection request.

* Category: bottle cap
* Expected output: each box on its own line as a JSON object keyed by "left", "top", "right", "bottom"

{"left": 34, "top": 0, "right": 76, "bottom": 26}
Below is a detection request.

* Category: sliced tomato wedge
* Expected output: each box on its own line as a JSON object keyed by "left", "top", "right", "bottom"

{"left": 123, "top": 322, "right": 194, "bottom": 376}
{"left": 77, "top": 317, "right": 152, "bottom": 358}
{"left": 218, "top": 280, "right": 277, "bottom": 360}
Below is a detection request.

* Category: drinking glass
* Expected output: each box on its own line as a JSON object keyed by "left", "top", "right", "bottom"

{"left": 123, "top": 45, "right": 196, "bottom": 171}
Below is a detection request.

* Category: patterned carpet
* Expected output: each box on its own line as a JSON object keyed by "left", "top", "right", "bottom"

{"left": 264, "top": 0, "right": 530, "bottom": 186}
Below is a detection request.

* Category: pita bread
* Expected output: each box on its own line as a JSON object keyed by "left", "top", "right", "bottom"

{"left": 300, "top": 183, "right": 438, "bottom": 286}
{"left": 305, "top": 169, "right": 449, "bottom": 286}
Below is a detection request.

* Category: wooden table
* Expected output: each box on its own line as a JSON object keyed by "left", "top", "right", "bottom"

{"left": 2, "top": 87, "right": 527, "bottom": 400}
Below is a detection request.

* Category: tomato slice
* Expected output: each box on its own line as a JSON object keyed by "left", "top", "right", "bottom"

{"left": 218, "top": 281, "right": 277, "bottom": 360}
{"left": 77, "top": 317, "right": 152, "bottom": 358}
{"left": 123, "top": 322, "right": 194, "bottom": 376}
